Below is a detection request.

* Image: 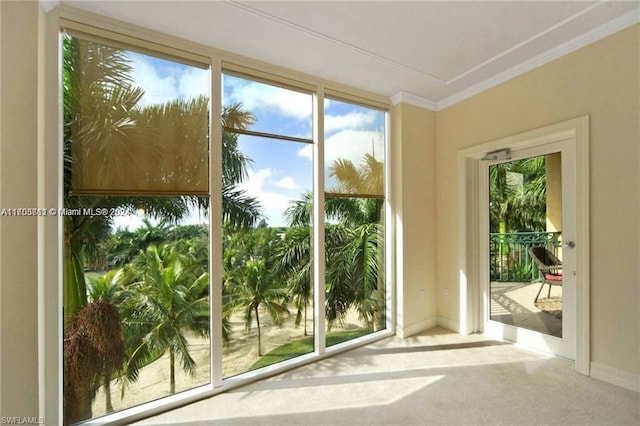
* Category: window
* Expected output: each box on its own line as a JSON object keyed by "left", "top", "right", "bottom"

{"left": 323, "top": 98, "right": 386, "bottom": 345}
{"left": 62, "top": 32, "right": 211, "bottom": 424}
{"left": 56, "top": 19, "right": 389, "bottom": 425}
{"left": 221, "top": 73, "right": 314, "bottom": 377}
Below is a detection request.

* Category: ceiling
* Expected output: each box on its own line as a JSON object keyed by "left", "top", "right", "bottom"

{"left": 57, "top": 1, "right": 640, "bottom": 109}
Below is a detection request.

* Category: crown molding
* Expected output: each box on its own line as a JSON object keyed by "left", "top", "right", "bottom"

{"left": 438, "top": 8, "right": 640, "bottom": 110}
{"left": 393, "top": 9, "right": 639, "bottom": 112}
{"left": 390, "top": 92, "right": 438, "bottom": 111}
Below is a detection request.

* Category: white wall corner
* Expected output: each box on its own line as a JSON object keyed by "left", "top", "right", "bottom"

{"left": 390, "top": 91, "right": 438, "bottom": 111}
{"left": 39, "top": 0, "right": 59, "bottom": 13}
{"left": 437, "top": 317, "right": 461, "bottom": 334}
{"left": 590, "top": 362, "right": 640, "bottom": 393}
{"left": 397, "top": 317, "right": 438, "bottom": 338}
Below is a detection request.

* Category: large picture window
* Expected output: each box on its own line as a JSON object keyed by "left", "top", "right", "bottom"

{"left": 58, "top": 23, "right": 388, "bottom": 426}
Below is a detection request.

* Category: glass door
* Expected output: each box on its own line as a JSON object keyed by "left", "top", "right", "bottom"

{"left": 480, "top": 140, "right": 576, "bottom": 359}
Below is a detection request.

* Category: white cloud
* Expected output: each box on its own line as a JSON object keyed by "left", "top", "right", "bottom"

{"left": 224, "top": 77, "right": 312, "bottom": 121}
{"left": 276, "top": 176, "right": 300, "bottom": 190}
{"left": 128, "top": 53, "right": 209, "bottom": 108}
{"left": 325, "top": 111, "right": 378, "bottom": 133}
{"left": 297, "top": 144, "right": 313, "bottom": 161}
{"left": 177, "top": 67, "right": 210, "bottom": 101}
{"left": 236, "top": 168, "right": 298, "bottom": 226}
{"left": 129, "top": 56, "right": 178, "bottom": 107}
{"left": 297, "top": 109, "right": 383, "bottom": 162}
{"left": 297, "top": 129, "right": 385, "bottom": 166}
{"left": 236, "top": 168, "right": 272, "bottom": 196}
{"left": 112, "top": 212, "right": 147, "bottom": 231}
{"left": 325, "top": 129, "right": 385, "bottom": 166}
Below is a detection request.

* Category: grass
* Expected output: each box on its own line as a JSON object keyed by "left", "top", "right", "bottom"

{"left": 249, "top": 327, "right": 374, "bottom": 371}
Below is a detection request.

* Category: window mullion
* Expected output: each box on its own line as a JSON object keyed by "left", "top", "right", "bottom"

{"left": 210, "top": 58, "right": 224, "bottom": 388}
{"left": 223, "top": 127, "right": 313, "bottom": 144}
{"left": 313, "top": 90, "right": 326, "bottom": 356}
{"left": 384, "top": 111, "right": 394, "bottom": 332}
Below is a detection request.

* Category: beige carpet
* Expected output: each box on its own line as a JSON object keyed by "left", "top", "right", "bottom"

{"left": 135, "top": 327, "right": 639, "bottom": 426}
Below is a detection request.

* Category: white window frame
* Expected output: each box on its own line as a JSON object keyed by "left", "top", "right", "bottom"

{"left": 42, "top": 5, "right": 394, "bottom": 425}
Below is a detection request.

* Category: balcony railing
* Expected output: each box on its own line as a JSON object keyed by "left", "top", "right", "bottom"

{"left": 490, "top": 231, "right": 561, "bottom": 282}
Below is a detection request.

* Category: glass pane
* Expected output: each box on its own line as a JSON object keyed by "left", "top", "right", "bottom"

{"left": 323, "top": 99, "right": 385, "bottom": 197}
{"left": 222, "top": 73, "right": 313, "bottom": 139}
{"left": 91, "top": 207, "right": 211, "bottom": 417}
{"left": 488, "top": 153, "right": 563, "bottom": 337}
{"left": 324, "top": 100, "right": 387, "bottom": 346}
{"left": 221, "top": 132, "right": 314, "bottom": 377}
{"left": 324, "top": 197, "right": 386, "bottom": 346}
{"left": 68, "top": 37, "right": 210, "bottom": 195}
{"left": 62, "top": 34, "right": 211, "bottom": 425}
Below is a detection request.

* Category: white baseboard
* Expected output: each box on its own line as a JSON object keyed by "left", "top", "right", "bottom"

{"left": 397, "top": 317, "right": 437, "bottom": 338}
{"left": 590, "top": 362, "right": 640, "bottom": 392}
{"left": 437, "top": 317, "right": 460, "bottom": 333}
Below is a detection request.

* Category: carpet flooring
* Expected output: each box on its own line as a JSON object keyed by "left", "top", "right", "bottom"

{"left": 135, "top": 327, "right": 639, "bottom": 426}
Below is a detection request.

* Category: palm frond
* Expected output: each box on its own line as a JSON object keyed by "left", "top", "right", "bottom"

{"left": 222, "top": 185, "right": 262, "bottom": 228}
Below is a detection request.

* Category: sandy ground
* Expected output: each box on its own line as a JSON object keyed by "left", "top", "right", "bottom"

{"left": 92, "top": 305, "right": 367, "bottom": 418}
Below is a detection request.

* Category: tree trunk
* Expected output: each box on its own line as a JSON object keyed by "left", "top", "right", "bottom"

{"left": 303, "top": 299, "right": 308, "bottom": 337}
{"left": 105, "top": 372, "right": 114, "bottom": 413}
{"left": 170, "top": 349, "right": 176, "bottom": 394}
{"left": 64, "top": 229, "right": 88, "bottom": 321}
{"left": 374, "top": 222, "right": 386, "bottom": 332}
{"left": 373, "top": 304, "right": 385, "bottom": 332}
{"left": 255, "top": 305, "right": 262, "bottom": 356}
{"left": 64, "top": 221, "right": 92, "bottom": 424}
{"left": 64, "top": 381, "right": 93, "bottom": 425}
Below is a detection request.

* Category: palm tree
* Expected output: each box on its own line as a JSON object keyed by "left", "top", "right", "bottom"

{"left": 86, "top": 269, "right": 131, "bottom": 414}
{"left": 96, "top": 219, "right": 172, "bottom": 269}
{"left": 489, "top": 157, "right": 547, "bottom": 280}
{"left": 508, "top": 156, "right": 547, "bottom": 231}
{"left": 63, "top": 36, "right": 261, "bottom": 319}
{"left": 63, "top": 37, "right": 199, "bottom": 423}
{"left": 64, "top": 36, "right": 191, "bottom": 320}
{"left": 226, "top": 259, "right": 289, "bottom": 356}
{"left": 329, "top": 153, "right": 384, "bottom": 197}
{"left": 278, "top": 226, "right": 312, "bottom": 336}
{"left": 284, "top": 154, "right": 385, "bottom": 330}
{"left": 63, "top": 34, "right": 260, "bottom": 422}
{"left": 489, "top": 156, "right": 546, "bottom": 234}
{"left": 64, "top": 297, "right": 126, "bottom": 424}
{"left": 124, "top": 243, "right": 209, "bottom": 395}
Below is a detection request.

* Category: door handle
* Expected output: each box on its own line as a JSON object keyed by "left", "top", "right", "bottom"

{"left": 562, "top": 241, "right": 575, "bottom": 249}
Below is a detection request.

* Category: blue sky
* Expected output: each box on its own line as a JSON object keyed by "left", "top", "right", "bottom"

{"left": 113, "top": 49, "right": 385, "bottom": 229}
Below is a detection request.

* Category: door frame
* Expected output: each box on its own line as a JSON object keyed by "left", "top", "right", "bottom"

{"left": 456, "top": 116, "right": 590, "bottom": 374}
{"left": 480, "top": 141, "right": 575, "bottom": 359}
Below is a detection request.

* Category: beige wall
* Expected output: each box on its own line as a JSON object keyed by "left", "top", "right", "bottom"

{"left": 0, "top": 0, "right": 41, "bottom": 417}
{"left": 392, "top": 102, "right": 438, "bottom": 337}
{"left": 435, "top": 25, "right": 640, "bottom": 376}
